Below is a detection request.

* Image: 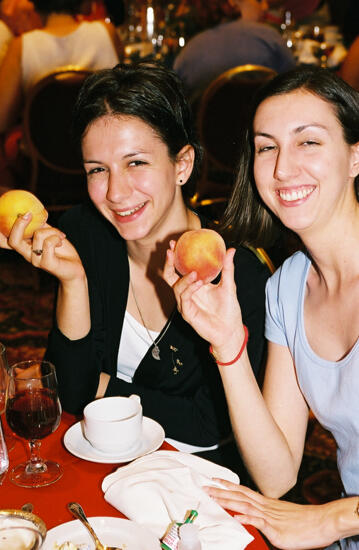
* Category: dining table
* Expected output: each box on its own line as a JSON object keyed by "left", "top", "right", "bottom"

{"left": 0, "top": 411, "right": 268, "bottom": 549}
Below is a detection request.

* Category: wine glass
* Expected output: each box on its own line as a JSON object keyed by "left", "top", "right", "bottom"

{"left": 6, "top": 360, "right": 62, "bottom": 488}
{"left": 0, "top": 342, "right": 15, "bottom": 451}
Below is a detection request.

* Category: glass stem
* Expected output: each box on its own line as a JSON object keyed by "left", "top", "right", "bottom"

{"left": 26, "top": 440, "right": 47, "bottom": 474}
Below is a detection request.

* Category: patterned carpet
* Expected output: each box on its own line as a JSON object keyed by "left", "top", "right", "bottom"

{"left": 0, "top": 251, "right": 343, "bottom": 505}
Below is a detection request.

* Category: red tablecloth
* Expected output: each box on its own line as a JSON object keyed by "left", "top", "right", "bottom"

{"left": 0, "top": 412, "right": 267, "bottom": 548}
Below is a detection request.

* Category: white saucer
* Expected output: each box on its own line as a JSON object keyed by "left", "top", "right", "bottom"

{"left": 42, "top": 516, "right": 161, "bottom": 550}
{"left": 63, "top": 417, "right": 165, "bottom": 463}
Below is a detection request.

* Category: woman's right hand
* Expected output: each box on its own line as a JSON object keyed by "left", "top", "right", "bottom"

{"left": 163, "top": 240, "right": 245, "bottom": 353}
{"left": 0, "top": 212, "right": 85, "bottom": 283}
{"left": 204, "top": 480, "right": 344, "bottom": 550}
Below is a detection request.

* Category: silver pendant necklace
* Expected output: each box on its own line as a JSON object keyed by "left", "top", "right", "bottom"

{"left": 130, "top": 280, "right": 174, "bottom": 361}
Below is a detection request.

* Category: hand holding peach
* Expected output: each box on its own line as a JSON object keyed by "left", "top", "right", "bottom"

{"left": 174, "top": 228, "right": 226, "bottom": 283}
{"left": 164, "top": 241, "right": 243, "bottom": 351}
{"left": 0, "top": 189, "right": 84, "bottom": 283}
{"left": 0, "top": 189, "right": 48, "bottom": 239}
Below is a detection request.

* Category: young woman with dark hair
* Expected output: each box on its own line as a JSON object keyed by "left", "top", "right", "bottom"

{"left": 0, "top": 62, "right": 269, "bottom": 474}
{"left": 164, "top": 66, "right": 359, "bottom": 547}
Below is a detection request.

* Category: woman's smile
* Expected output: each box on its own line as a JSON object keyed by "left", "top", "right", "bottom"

{"left": 276, "top": 185, "right": 317, "bottom": 205}
{"left": 111, "top": 201, "right": 147, "bottom": 223}
{"left": 253, "top": 90, "right": 357, "bottom": 234}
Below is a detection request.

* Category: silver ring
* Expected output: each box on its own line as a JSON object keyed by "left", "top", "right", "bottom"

{"left": 32, "top": 249, "right": 43, "bottom": 256}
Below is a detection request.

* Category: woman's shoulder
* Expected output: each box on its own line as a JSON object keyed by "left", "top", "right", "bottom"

{"left": 275, "top": 250, "right": 309, "bottom": 275}
{"left": 0, "top": 20, "right": 13, "bottom": 41}
{"left": 77, "top": 19, "right": 115, "bottom": 37}
{"left": 267, "top": 250, "right": 310, "bottom": 295}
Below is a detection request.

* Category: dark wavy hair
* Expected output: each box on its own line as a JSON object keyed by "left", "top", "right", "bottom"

{"left": 220, "top": 66, "right": 359, "bottom": 247}
{"left": 32, "top": 0, "right": 84, "bottom": 15}
{"left": 72, "top": 62, "right": 203, "bottom": 199}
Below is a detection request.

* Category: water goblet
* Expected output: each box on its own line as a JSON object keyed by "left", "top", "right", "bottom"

{"left": 6, "top": 360, "right": 62, "bottom": 488}
{"left": 0, "top": 343, "right": 7, "bottom": 413}
{"left": 0, "top": 509, "right": 47, "bottom": 550}
{"left": 0, "top": 417, "right": 9, "bottom": 485}
{"left": 0, "top": 525, "right": 43, "bottom": 549}
{"left": 0, "top": 342, "right": 15, "bottom": 451}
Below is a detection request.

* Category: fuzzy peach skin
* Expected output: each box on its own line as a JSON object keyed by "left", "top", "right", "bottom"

{"left": 0, "top": 189, "right": 48, "bottom": 238}
{"left": 174, "top": 228, "right": 227, "bottom": 283}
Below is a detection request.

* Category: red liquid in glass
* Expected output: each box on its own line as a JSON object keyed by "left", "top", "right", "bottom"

{"left": 6, "top": 388, "right": 60, "bottom": 440}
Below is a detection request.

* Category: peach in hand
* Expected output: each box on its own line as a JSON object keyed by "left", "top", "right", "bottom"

{"left": 0, "top": 189, "right": 48, "bottom": 238}
{"left": 174, "top": 228, "right": 226, "bottom": 283}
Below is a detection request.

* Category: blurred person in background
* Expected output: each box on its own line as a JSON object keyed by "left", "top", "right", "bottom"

{"left": 0, "top": 0, "right": 122, "bottom": 134}
{"left": 0, "top": 18, "right": 12, "bottom": 65}
{"left": 0, "top": 2, "right": 16, "bottom": 191}
{"left": 0, "top": 0, "right": 42, "bottom": 35}
{"left": 0, "top": 0, "right": 42, "bottom": 192}
{"left": 173, "top": 0, "right": 295, "bottom": 103}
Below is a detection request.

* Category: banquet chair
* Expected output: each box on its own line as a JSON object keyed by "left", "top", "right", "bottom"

{"left": 247, "top": 245, "right": 275, "bottom": 274}
{"left": 196, "top": 64, "right": 277, "bottom": 199}
{"left": 23, "top": 68, "right": 91, "bottom": 216}
{"left": 189, "top": 193, "right": 228, "bottom": 222}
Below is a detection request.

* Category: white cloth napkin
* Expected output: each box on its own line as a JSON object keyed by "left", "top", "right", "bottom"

{"left": 102, "top": 450, "right": 253, "bottom": 550}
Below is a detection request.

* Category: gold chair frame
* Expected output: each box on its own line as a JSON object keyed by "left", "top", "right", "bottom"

{"left": 197, "top": 64, "right": 277, "bottom": 176}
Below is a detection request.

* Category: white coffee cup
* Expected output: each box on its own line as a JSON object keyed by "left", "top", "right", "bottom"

{"left": 83, "top": 395, "right": 143, "bottom": 454}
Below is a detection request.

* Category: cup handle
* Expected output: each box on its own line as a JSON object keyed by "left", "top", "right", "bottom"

{"left": 129, "top": 394, "right": 141, "bottom": 404}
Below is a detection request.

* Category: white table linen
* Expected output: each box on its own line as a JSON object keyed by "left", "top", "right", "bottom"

{"left": 102, "top": 450, "right": 253, "bottom": 550}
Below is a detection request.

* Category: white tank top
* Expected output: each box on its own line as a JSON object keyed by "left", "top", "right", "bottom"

{"left": 21, "top": 21, "right": 119, "bottom": 92}
{"left": 117, "top": 311, "right": 222, "bottom": 454}
{"left": 117, "top": 311, "right": 159, "bottom": 383}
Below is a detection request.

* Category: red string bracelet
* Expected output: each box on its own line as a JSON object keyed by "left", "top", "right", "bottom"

{"left": 209, "top": 325, "right": 249, "bottom": 366}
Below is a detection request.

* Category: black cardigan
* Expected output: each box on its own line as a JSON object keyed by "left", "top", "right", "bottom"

{"left": 46, "top": 200, "right": 269, "bottom": 447}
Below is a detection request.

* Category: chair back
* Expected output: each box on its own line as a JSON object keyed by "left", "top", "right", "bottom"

{"left": 189, "top": 195, "right": 228, "bottom": 223}
{"left": 247, "top": 246, "right": 276, "bottom": 274}
{"left": 197, "top": 64, "right": 277, "bottom": 174}
{"left": 23, "top": 68, "right": 91, "bottom": 211}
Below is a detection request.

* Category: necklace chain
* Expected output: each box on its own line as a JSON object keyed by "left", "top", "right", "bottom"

{"left": 130, "top": 280, "right": 173, "bottom": 360}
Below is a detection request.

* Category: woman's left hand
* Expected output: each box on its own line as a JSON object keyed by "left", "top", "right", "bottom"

{"left": 205, "top": 480, "right": 341, "bottom": 549}
{"left": 163, "top": 241, "right": 244, "bottom": 349}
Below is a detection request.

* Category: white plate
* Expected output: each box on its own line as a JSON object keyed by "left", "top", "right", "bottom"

{"left": 63, "top": 417, "right": 165, "bottom": 463}
{"left": 42, "top": 516, "right": 161, "bottom": 550}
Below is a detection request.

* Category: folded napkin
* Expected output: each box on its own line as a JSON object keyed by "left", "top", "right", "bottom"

{"left": 102, "top": 450, "right": 253, "bottom": 550}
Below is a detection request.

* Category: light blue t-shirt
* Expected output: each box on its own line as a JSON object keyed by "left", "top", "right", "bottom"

{"left": 266, "top": 251, "right": 359, "bottom": 547}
